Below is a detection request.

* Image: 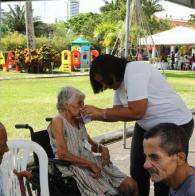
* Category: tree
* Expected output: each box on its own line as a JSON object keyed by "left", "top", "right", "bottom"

{"left": 3, "top": 4, "right": 51, "bottom": 37}
{"left": 189, "top": 14, "right": 195, "bottom": 27}
{"left": 141, "top": 0, "right": 164, "bottom": 20}
{"left": 64, "top": 12, "right": 102, "bottom": 38}
{"left": 140, "top": 0, "right": 170, "bottom": 33}
{"left": 4, "top": 4, "right": 26, "bottom": 33}
{"left": 100, "top": 0, "right": 126, "bottom": 22}
{"left": 94, "top": 0, "right": 126, "bottom": 51}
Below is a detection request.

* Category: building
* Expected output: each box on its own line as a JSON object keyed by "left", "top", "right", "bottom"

{"left": 166, "top": 0, "right": 195, "bottom": 9}
{"left": 67, "top": 0, "right": 79, "bottom": 20}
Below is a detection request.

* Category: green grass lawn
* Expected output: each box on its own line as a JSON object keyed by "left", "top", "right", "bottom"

{"left": 1, "top": 70, "right": 195, "bottom": 139}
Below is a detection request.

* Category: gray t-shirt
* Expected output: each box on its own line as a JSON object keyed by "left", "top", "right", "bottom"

{"left": 170, "top": 173, "right": 195, "bottom": 196}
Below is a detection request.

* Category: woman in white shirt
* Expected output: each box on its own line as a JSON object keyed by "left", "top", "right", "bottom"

{"left": 82, "top": 54, "right": 194, "bottom": 196}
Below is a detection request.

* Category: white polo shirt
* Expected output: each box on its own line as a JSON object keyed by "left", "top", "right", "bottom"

{"left": 113, "top": 61, "right": 192, "bottom": 130}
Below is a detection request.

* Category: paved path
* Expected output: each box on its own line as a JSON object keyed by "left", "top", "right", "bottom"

{"left": 0, "top": 72, "right": 89, "bottom": 80}
{"left": 106, "top": 116, "right": 195, "bottom": 196}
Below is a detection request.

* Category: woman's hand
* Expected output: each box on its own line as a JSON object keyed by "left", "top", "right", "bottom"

{"left": 100, "top": 145, "right": 110, "bottom": 167}
{"left": 82, "top": 105, "right": 103, "bottom": 120}
{"left": 89, "top": 163, "right": 102, "bottom": 178}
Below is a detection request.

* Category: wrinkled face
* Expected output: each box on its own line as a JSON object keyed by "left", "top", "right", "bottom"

{"left": 143, "top": 137, "right": 178, "bottom": 183}
{"left": 94, "top": 73, "right": 121, "bottom": 90}
{"left": 66, "top": 94, "right": 85, "bottom": 118}
{"left": 0, "top": 127, "right": 9, "bottom": 164}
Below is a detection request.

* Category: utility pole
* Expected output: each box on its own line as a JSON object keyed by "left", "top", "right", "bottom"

{"left": 25, "top": 1, "right": 35, "bottom": 49}
{"left": 124, "top": 0, "right": 131, "bottom": 59}
{"left": 0, "top": 1, "right": 2, "bottom": 51}
{"left": 123, "top": 0, "right": 131, "bottom": 149}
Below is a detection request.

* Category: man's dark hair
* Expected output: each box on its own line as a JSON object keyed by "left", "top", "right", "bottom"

{"left": 144, "top": 123, "right": 189, "bottom": 158}
{"left": 89, "top": 54, "right": 128, "bottom": 93}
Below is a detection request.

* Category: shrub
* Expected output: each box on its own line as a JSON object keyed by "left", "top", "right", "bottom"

{"left": 0, "top": 32, "right": 26, "bottom": 51}
{"left": 15, "top": 46, "right": 60, "bottom": 73}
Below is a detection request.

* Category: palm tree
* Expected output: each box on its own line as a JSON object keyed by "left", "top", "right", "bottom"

{"left": 5, "top": 4, "right": 26, "bottom": 33}
{"left": 4, "top": 4, "right": 48, "bottom": 36}
{"left": 100, "top": 0, "right": 126, "bottom": 21}
{"left": 189, "top": 14, "right": 195, "bottom": 27}
{"left": 141, "top": 0, "right": 164, "bottom": 19}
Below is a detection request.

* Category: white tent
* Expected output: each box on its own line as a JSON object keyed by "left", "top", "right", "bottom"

{"left": 140, "top": 26, "right": 195, "bottom": 45}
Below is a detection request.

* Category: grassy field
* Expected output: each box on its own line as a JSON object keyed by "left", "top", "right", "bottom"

{"left": 1, "top": 70, "right": 195, "bottom": 139}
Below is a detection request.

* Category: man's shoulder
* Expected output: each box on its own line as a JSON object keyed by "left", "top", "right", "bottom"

{"left": 180, "top": 173, "right": 195, "bottom": 195}
{"left": 170, "top": 172, "right": 195, "bottom": 196}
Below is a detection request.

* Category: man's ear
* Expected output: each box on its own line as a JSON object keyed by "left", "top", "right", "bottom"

{"left": 177, "top": 152, "right": 186, "bottom": 165}
{"left": 64, "top": 102, "right": 69, "bottom": 110}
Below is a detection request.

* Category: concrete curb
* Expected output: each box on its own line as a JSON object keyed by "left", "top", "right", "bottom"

{"left": 94, "top": 109, "right": 195, "bottom": 145}
{"left": 0, "top": 72, "right": 89, "bottom": 80}
{"left": 94, "top": 126, "right": 134, "bottom": 145}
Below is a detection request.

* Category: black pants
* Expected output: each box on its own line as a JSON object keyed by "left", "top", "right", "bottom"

{"left": 130, "top": 119, "right": 194, "bottom": 196}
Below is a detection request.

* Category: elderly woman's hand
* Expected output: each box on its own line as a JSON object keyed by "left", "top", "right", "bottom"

{"left": 89, "top": 163, "right": 102, "bottom": 178}
{"left": 100, "top": 145, "right": 110, "bottom": 167}
{"left": 82, "top": 105, "right": 104, "bottom": 120}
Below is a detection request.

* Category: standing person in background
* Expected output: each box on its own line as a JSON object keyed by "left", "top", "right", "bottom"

{"left": 190, "top": 54, "right": 195, "bottom": 71}
{"left": 82, "top": 54, "right": 194, "bottom": 196}
{"left": 171, "top": 51, "right": 175, "bottom": 70}
{"left": 0, "top": 123, "right": 9, "bottom": 196}
{"left": 143, "top": 123, "right": 195, "bottom": 196}
{"left": 174, "top": 51, "right": 180, "bottom": 70}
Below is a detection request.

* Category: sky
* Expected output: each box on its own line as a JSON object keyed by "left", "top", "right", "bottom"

{"left": 1, "top": 0, "right": 195, "bottom": 23}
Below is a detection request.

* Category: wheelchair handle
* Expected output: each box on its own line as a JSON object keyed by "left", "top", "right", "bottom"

{"left": 15, "top": 124, "right": 34, "bottom": 135}
{"left": 45, "top": 117, "right": 52, "bottom": 122}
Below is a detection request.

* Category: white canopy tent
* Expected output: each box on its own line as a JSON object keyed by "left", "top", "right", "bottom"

{"left": 139, "top": 26, "right": 195, "bottom": 45}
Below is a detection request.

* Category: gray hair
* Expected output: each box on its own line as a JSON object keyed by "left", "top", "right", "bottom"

{"left": 56, "top": 86, "right": 85, "bottom": 112}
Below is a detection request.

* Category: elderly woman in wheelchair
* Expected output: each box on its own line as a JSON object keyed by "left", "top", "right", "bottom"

{"left": 47, "top": 86, "right": 138, "bottom": 196}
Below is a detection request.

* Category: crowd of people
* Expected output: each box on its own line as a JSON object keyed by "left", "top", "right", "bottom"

{"left": 169, "top": 51, "right": 195, "bottom": 71}
{"left": 1, "top": 54, "right": 195, "bottom": 195}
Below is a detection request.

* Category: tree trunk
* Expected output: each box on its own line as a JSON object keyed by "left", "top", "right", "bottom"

{"left": 25, "top": 1, "right": 35, "bottom": 49}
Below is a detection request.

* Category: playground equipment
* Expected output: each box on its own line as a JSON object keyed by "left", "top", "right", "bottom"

{"left": 72, "top": 38, "right": 91, "bottom": 70}
{"left": 0, "top": 50, "right": 20, "bottom": 72}
{"left": 71, "top": 50, "right": 81, "bottom": 70}
{"left": 5, "top": 50, "right": 20, "bottom": 72}
{"left": 59, "top": 38, "right": 99, "bottom": 72}
{"left": 0, "top": 51, "right": 6, "bottom": 71}
{"left": 59, "top": 50, "right": 71, "bottom": 73}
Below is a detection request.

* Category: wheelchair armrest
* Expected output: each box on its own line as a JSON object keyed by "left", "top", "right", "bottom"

{"left": 49, "top": 158, "right": 71, "bottom": 167}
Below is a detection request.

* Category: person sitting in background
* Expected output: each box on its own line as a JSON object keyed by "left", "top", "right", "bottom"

{"left": 143, "top": 123, "right": 195, "bottom": 196}
{"left": 0, "top": 122, "right": 9, "bottom": 196}
{"left": 47, "top": 86, "right": 138, "bottom": 196}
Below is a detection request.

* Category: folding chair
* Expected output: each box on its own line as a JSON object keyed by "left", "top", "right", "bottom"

{"left": 1, "top": 139, "right": 49, "bottom": 196}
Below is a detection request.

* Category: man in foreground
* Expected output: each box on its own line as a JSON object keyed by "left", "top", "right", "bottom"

{"left": 143, "top": 123, "right": 195, "bottom": 196}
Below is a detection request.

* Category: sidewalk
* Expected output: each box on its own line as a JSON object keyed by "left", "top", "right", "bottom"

{"left": 0, "top": 72, "right": 89, "bottom": 80}
{"left": 106, "top": 116, "right": 195, "bottom": 196}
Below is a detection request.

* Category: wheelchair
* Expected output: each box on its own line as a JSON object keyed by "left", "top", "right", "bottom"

{"left": 15, "top": 118, "right": 81, "bottom": 196}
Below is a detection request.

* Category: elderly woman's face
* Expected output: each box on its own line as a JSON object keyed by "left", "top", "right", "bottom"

{"left": 67, "top": 94, "right": 84, "bottom": 117}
